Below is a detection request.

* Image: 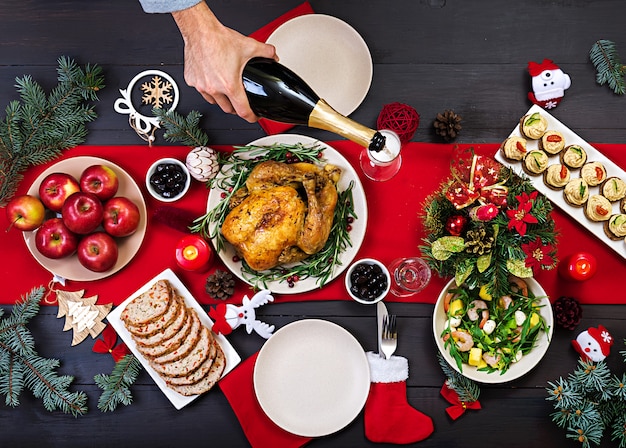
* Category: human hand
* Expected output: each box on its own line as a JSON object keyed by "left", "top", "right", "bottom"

{"left": 173, "top": 2, "right": 277, "bottom": 122}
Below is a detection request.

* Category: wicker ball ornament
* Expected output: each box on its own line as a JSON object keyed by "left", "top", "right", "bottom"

{"left": 376, "top": 102, "right": 420, "bottom": 145}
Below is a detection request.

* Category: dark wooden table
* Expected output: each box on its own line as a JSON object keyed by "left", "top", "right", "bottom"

{"left": 1, "top": 1, "right": 625, "bottom": 447}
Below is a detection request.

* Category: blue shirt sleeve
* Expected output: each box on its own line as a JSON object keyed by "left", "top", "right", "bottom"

{"left": 138, "top": 0, "right": 202, "bottom": 13}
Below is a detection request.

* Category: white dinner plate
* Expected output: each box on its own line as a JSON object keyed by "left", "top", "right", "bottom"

{"left": 107, "top": 268, "right": 241, "bottom": 410}
{"left": 433, "top": 277, "right": 553, "bottom": 384}
{"left": 496, "top": 104, "right": 626, "bottom": 259}
{"left": 266, "top": 14, "right": 373, "bottom": 116}
{"left": 24, "top": 156, "right": 147, "bottom": 281}
{"left": 206, "top": 134, "right": 368, "bottom": 294}
{"left": 253, "top": 319, "right": 370, "bottom": 437}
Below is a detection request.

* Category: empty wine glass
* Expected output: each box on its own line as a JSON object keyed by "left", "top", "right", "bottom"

{"left": 359, "top": 129, "right": 402, "bottom": 181}
{"left": 388, "top": 257, "right": 431, "bottom": 297}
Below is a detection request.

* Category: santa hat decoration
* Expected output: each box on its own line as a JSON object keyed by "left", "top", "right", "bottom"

{"left": 587, "top": 325, "right": 613, "bottom": 357}
{"left": 527, "top": 59, "right": 560, "bottom": 76}
{"left": 571, "top": 325, "right": 614, "bottom": 362}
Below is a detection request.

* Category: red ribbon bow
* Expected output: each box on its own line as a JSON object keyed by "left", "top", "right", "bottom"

{"left": 92, "top": 325, "right": 130, "bottom": 362}
{"left": 445, "top": 149, "right": 508, "bottom": 210}
{"left": 208, "top": 303, "right": 234, "bottom": 335}
{"left": 440, "top": 383, "right": 481, "bottom": 420}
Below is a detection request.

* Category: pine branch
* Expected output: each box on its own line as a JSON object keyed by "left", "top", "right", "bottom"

{"left": 152, "top": 107, "right": 210, "bottom": 147}
{"left": 0, "top": 287, "right": 88, "bottom": 416}
{"left": 546, "top": 343, "right": 626, "bottom": 448}
{"left": 589, "top": 39, "right": 626, "bottom": 95}
{"left": 94, "top": 354, "right": 142, "bottom": 412}
{"left": 437, "top": 352, "right": 481, "bottom": 403}
{"left": 0, "top": 56, "right": 104, "bottom": 206}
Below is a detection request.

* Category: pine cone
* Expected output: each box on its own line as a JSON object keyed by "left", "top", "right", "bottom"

{"left": 464, "top": 225, "right": 494, "bottom": 255}
{"left": 553, "top": 296, "right": 582, "bottom": 330}
{"left": 205, "top": 270, "right": 235, "bottom": 300}
{"left": 433, "top": 110, "right": 462, "bottom": 142}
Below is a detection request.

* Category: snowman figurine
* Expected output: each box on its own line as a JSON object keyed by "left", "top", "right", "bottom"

{"left": 571, "top": 325, "right": 614, "bottom": 362}
{"left": 527, "top": 59, "right": 571, "bottom": 109}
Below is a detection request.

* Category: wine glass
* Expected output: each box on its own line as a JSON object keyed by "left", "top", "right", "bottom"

{"left": 359, "top": 129, "right": 402, "bottom": 181}
{"left": 388, "top": 257, "right": 432, "bottom": 297}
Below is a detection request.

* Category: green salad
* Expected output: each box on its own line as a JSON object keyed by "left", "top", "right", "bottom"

{"left": 440, "top": 276, "right": 550, "bottom": 375}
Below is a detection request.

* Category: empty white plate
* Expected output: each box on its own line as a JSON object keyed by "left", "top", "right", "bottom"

{"left": 267, "top": 14, "right": 373, "bottom": 116}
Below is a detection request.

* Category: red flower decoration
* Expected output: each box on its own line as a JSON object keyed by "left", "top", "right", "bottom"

{"left": 93, "top": 325, "right": 130, "bottom": 362}
{"left": 506, "top": 191, "right": 538, "bottom": 236}
{"left": 522, "top": 237, "right": 555, "bottom": 270}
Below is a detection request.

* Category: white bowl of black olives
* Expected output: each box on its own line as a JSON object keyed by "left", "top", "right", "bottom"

{"left": 345, "top": 258, "right": 391, "bottom": 304}
{"left": 146, "top": 158, "right": 191, "bottom": 202}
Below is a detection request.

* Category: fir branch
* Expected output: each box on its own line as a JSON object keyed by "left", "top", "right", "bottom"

{"left": 0, "top": 57, "right": 104, "bottom": 206}
{"left": 152, "top": 107, "right": 210, "bottom": 147}
{"left": 0, "top": 287, "right": 88, "bottom": 416}
{"left": 547, "top": 343, "right": 626, "bottom": 448}
{"left": 437, "top": 352, "right": 481, "bottom": 403}
{"left": 589, "top": 39, "right": 626, "bottom": 95}
{"left": 94, "top": 354, "right": 142, "bottom": 412}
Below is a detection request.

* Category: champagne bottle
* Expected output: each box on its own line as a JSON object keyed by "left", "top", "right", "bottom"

{"left": 243, "top": 57, "right": 386, "bottom": 152}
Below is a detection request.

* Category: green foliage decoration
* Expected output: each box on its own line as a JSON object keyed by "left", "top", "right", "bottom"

{"left": 589, "top": 39, "right": 626, "bottom": 95}
{"left": 546, "top": 346, "right": 626, "bottom": 448}
{"left": 94, "top": 354, "right": 142, "bottom": 412}
{"left": 0, "top": 56, "right": 104, "bottom": 206}
{"left": 0, "top": 286, "right": 88, "bottom": 416}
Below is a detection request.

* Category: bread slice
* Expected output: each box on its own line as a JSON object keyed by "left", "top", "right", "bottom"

{"left": 137, "top": 310, "right": 198, "bottom": 359}
{"left": 151, "top": 313, "right": 209, "bottom": 365}
{"left": 167, "top": 343, "right": 226, "bottom": 396}
{"left": 151, "top": 325, "right": 212, "bottom": 378}
{"left": 127, "top": 292, "right": 181, "bottom": 338}
{"left": 121, "top": 279, "right": 172, "bottom": 326}
{"left": 133, "top": 296, "right": 188, "bottom": 348}
{"left": 165, "top": 339, "right": 219, "bottom": 386}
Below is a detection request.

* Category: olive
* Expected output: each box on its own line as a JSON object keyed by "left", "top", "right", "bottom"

{"left": 150, "top": 162, "right": 188, "bottom": 198}
{"left": 349, "top": 262, "right": 388, "bottom": 301}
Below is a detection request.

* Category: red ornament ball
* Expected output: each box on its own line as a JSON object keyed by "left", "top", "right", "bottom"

{"left": 377, "top": 102, "right": 420, "bottom": 145}
{"left": 445, "top": 215, "right": 467, "bottom": 236}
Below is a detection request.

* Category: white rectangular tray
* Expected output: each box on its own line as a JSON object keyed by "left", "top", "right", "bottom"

{"left": 495, "top": 105, "right": 625, "bottom": 259}
{"left": 107, "top": 268, "right": 241, "bottom": 410}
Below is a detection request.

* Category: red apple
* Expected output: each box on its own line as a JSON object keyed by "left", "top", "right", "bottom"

{"left": 38, "top": 172, "right": 80, "bottom": 212}
{"left": 5, "top": 194, "right": 46, "bottom": 231}
{"left": 80, "top": 164, "right": 119, "bottom": 201}
{"left": 34, "top": 217, "right": 78, "bottom": 259}
{"left": 61, "top": 192, "right": 103, "bottom": 234}
{"left": 102, "top": 196, "right": 140, "bottom": 237}
{"left": 77, "top": 232, "right": 118, "bottom": 272}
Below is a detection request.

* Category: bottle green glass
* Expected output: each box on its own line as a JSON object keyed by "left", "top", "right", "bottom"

{"left": 243, "top": 57, "right": 385, "bottom": 152}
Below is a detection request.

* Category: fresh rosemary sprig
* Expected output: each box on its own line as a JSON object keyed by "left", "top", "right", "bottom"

{"left": 191, "top": 142, "right": 356, "bottom": 288}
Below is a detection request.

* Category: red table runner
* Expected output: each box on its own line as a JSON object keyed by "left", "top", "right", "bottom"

{"left": 0, "top": 141, "right": 624, "bottom": 306}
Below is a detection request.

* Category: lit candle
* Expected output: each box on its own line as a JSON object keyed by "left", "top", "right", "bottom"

{"left": 175, "top": 235, "right": 213, "bottom": 272}
{"left": 559, "top": 252, "right": 597, "bottom": 281}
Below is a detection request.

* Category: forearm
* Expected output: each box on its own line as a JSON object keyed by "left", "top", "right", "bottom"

{"left": 138, "top": 0, "right": 202, "bottom": 14}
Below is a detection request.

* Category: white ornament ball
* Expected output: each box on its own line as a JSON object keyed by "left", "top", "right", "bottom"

{"left": 186, "top": 146, "right": 220, "bottom": 182}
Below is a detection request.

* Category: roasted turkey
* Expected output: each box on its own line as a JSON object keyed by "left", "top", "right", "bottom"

{"left": 221, "top": 160, "right": 341, "bottom": 271}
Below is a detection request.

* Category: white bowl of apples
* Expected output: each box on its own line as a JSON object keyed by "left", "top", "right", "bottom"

{"left": 6, "top": 156, "right": 147, "bottom": 281}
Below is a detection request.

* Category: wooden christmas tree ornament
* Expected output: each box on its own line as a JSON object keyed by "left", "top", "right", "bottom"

{"left": 56, "top": 290, "right": 113, "bottom": 346}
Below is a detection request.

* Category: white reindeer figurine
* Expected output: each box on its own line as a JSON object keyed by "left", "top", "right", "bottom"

{"left": 209, "top": 290, "right": 275, "bottom": 339}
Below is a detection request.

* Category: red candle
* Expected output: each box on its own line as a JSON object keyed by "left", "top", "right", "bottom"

{"left": 175, "top": 235, "right": 213, "bottom": 272}
{"left": 559, "top": 252, "right": 597, "bottom": 281}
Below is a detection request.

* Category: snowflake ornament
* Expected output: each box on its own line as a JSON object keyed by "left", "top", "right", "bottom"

{"left": 141, "top": 75, "right": 174, "bottom": 109}
{"left": 114, "top": 69, "right": 179, "bottom": 144}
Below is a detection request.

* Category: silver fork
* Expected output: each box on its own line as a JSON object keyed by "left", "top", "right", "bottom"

{"left": 380, "top": 314, "right": 398, "bottom": 359}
